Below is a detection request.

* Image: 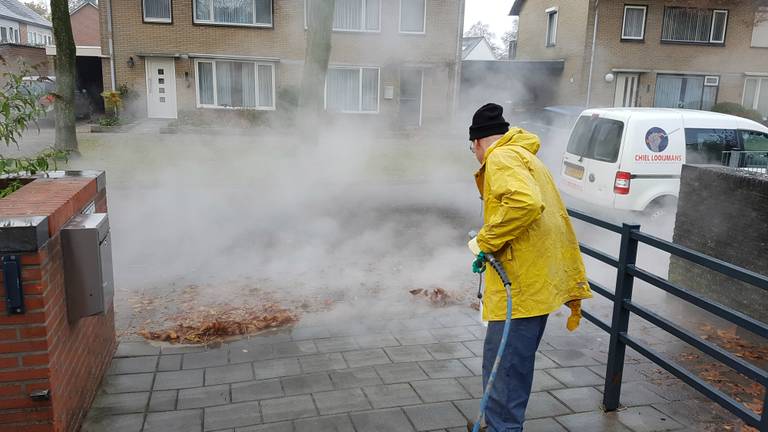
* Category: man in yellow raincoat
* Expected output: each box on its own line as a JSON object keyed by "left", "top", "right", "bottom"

{"left": 467, "top": 103, "right": 591, "bottom": 432}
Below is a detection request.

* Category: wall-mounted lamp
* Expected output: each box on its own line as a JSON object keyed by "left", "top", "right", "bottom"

{"left": 184, "top": 71, "right": 191, "bottom": 88}
{"left": 127, "top": 56, "right": 135, "bottom": 68}
{"left": 604, "top": 73, "right": 615, "bottom": 83}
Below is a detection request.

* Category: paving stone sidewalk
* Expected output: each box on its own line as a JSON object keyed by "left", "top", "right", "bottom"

{"left": 82, "top": 306, "right": 737, "bottom": 432}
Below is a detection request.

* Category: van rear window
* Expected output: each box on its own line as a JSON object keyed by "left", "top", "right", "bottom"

{"left": 566, "top": 116, "right": 624, "bottom": 163}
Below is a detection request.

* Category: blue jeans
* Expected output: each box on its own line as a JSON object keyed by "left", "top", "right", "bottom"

{"left": 482, "top": 315, "right": 549, "bottom": 432}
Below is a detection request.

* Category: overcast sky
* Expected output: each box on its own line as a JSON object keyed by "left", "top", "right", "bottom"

{"left": 463, "top": 0, "right": 516, "bottom": 45}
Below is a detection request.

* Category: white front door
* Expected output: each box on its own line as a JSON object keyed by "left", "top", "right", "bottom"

{"left": 145, "top": 57, "right": 177, "bottom": 119}
{"left": 614, "top": 73, "right": 640, "bottom": 107}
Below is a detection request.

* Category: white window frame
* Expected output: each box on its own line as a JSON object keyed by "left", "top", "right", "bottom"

{"left": 545, "top": 7, "right": 558, "bottom": 47}
{"left": 193, "top": 0, "right": 273, "bottom": 28}
{"left": 661, "top": 7, "right": 728, "bottom": 44}
{"left": 305, "top": 0, "right": 381, "bottom": 33}
{"left": 710, "top": 9, "right": 728, "bottom": 43}
{"left": 621, "top": 5, "right": 647, "bottom": 40}
{"left": 193, "top": 59, "right": 276, "bottom": 111}
{"left": 743, "top": 77, "right": 765, "bottom": 112}
{"left": 143, "top": 0, "right": 173, "bottom": 23}
{"left": 399, "top": 0, "right": 426, "bottom": 34}
{"left": 324, "top": 65, "right": 380, "bottom": 114}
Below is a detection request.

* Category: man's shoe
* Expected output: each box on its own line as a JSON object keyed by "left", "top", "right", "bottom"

{"left": 466, "top": 420, "right": 487, "bottom": 432}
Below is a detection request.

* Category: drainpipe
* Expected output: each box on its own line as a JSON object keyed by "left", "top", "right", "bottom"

{"left": 106, "top": 0, "right": 116, "bottom": 90}
{"left": 585, "top": 0, "right": 598, "bottom": 108}
{"left": 453, "top": 0, "right": 466, "bottom": 116}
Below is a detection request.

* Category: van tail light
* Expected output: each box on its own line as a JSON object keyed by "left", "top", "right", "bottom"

{"left": 614, "top": 171, "right": 631, "bottom": 195}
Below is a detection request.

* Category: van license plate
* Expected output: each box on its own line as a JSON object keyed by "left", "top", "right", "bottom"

{"left": 564, "top": 163, "right": 585, "bottom": 180}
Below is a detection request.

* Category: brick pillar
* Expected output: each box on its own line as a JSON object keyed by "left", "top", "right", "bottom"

{"left": 0, "top": 171, "right": 116, "bottom": 432}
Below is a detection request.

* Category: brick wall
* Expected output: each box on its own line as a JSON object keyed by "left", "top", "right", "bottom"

{"left": 0, "top": 172, "right": 116, "bottom": 432}
{"left": 0, "top": 44, "right": 49, "bottom": 77}
{"left": 515, "top": 0, "right": 768, "bottom": 109}
{"left": 71, "top": 4, "right": 101, "bottom": 47}
{"left": 668, "top": 165, "right": 768, "bottom": 322}
{"left": 101, "top": 0, "right": 462, "bottom": 124}
{"left": 514, "top": 0, "right": 592, "bottom": 106}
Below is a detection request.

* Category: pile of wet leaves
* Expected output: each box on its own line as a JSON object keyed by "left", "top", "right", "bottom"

{"left": 409, "top": 287, "right": 461, "bottom": 307}
{"left": 129, "top": 284, "right": 335, "bottom": 345}
{"left": 139, "top": 303, "right": 298, "bottom": 344}
{"left": 676, "top": 324, "right": 767, "bottom": 431}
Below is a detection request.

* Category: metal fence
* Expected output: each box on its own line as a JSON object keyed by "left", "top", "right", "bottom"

{"left": 567, "top": 208, "right": 768, "bottom": 431}
{"left": 721, "top": 151, "right": 768, "bottom": 174}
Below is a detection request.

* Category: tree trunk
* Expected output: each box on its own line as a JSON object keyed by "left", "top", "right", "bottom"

{"left": 51, "top": 0, "right": 78, "bottom": 152}
{"left": 299, "top": 0, "right": 335, "bottom": 136}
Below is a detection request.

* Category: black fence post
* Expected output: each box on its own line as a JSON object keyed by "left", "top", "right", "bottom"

{"left": 602, "top": 222, "right": 640, "bottom": 411}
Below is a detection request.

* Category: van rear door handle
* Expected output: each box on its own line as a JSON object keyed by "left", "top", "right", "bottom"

{"left": 588, "top": 173, "right": 595, "bottom": 182}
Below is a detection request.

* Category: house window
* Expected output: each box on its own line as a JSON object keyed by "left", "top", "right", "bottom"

{"left": 13, "top": 29, "right": 18, "bottom": 42}
{"left": 622, "top": 5, "right": 646, "bottom": 40}
{"left": 326, "top": 67, "right": 379, "bottom": 113}
{"left": 400, "top": 0, "right": 425, "bottom": 33}
{"left": 545, "top": 8, "right": 557, "bottom": 47}
{"left": 325, "top": 0, "right": 380, "bottom": 32}
{"left": 662, "top": 7, "right": 728, "bottom": 44}
{"left": 144, "top": 0, "right": 172, "bottom": 22}
{"left": 1, "top": 28, "right": 6, "bottom": 43}
{"left": 753, "top": 7, "right": 768, "bottom": 47}
{"left": 195, "top": 60, "right": 275, "bottom": 109}
{"left": 743, "top": 77, "right": 768, "bottom": 121}
{"left": 654, "top": 74, "right": 718, "bottom": 111}
{"left": 195, "top": 0, "right": 272, "bottom": 26}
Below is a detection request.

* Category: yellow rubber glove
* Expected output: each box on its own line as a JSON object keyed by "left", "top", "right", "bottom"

{"left": 566, "top": 300, "right": 582, "bottom": 331}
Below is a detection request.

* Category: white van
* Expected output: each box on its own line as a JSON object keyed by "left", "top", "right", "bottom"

{"left": 559, "top": 108, "right": 768, "bottom": 211}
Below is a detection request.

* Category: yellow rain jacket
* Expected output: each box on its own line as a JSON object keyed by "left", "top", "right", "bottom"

{"left": 475, "top": 128, "right": 591, "bottom": 329}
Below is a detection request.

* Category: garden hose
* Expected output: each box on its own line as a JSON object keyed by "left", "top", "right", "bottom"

{"left": 471, "top": 251, "right": 513, "bottom": 432}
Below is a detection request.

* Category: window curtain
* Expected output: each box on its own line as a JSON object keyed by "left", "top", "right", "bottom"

{"left": 401, "top": 0, "right": 425, "bottom": 32}
{"left": 241, "top": 63, "right": 256, "bottom": 108}
{"left": 623, "top": 8, "right": 644, "bottom": 38}
{"left": 744, "top": 79, "right": 758, "bottom": 109}
{"left": 334, "top": 0, "right": 362, "bottom": 30}
{"left": 198, "top": 62, "right": 215, "bottom": 105}
{"left": 144, "top": 0, "right": 171, "bottom": 19}
{"left": 254, "top": 0, "right": 271, "bottom": 24}
{"left": 662, "top": 8, "right": 711, "bottom": 42}
{"left": 213, "top": 0, "right": 254, "bottom": 24}
{"left": 361, "top": 68, "right": 378, "bottom": 112}
{"left": 257, "top": 65, "right": 273, "bottom": 107}
{"left": 365, "top": 0, "right": 379, "bottom": 30}
{"left": 546, "top": 13, "right": 557, "bottom": 45}
{"left": 655, "top": 75, "right": 683, "bottom": 108}
{"left": 0, "top": 28, "right": 6, "bottom": 43}
{"left": 758, "top": 79, "right": 768, "bottom": 117}
{"left": 216, "top": 61, "right": 233, "bottom": 107}
{"left": 681, "top": 76, "right": 704, "bottom": 109}
{"left": 196, "top": 0, "right": 210, "bottom": 20}
{"left": 327, "top": 68, "right": 360, "bottom": 111}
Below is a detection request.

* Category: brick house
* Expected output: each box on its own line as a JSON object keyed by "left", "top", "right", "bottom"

{"left": 0, "top": 0, "right": 53, "bottom": 76}
{"left": 511, "top": 0, "right": 768, "bottom": 121}
{"left": 70, "top": 0, "right": 100, "bottom": 47}
{"left": 100, "top": 0, "right": 465, "bottom": 127}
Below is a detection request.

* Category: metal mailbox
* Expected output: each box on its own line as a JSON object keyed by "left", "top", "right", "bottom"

{"left": 62, "top": 213, "right": 114, "bottom": 323}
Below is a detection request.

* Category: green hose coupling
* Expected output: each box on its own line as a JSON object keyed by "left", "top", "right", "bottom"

{"left": 472, "top": 251, "right": 487, "bottom": 274}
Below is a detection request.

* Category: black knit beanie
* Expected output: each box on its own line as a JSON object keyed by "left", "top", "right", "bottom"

{"left": 469, "top": 103, "right": 510, "bottom": 141}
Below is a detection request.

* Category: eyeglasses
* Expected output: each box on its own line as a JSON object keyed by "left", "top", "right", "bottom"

{"left": 469, "top": 142, "right": 474, "bottom": 153}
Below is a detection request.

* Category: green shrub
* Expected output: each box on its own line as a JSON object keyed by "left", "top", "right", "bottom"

{"left": 711, "top": 102, "right": 765, "bottom": 124}
{"left": 99, "top": 116, "right": 120, "bottom": 127}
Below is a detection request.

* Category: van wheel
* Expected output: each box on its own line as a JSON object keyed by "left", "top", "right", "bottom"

{"left": 644, "top": 196, "right": 678, "bottom": 220}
